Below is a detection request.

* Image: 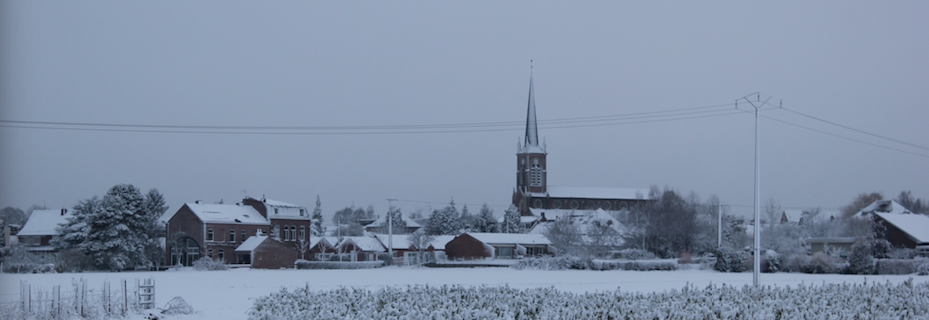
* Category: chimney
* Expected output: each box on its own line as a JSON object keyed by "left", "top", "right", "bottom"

{"left": 195, "top": 200, "right": 201, "bottom": 204}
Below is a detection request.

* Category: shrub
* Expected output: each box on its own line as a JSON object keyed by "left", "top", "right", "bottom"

{"left": 762, "top": 250, "right": 780, "bottom": 273}
{"left": 875, "top": 259, "right": 922, "bottom": 275}
{"left": 918, "top": 261, "right": 929, "bottom": 276}
{"left": 0, "top": 245, "right": 55, "bottom": 273}
{"left": 780, "top": 254, "right": 811, "bottom": 273}
{"left": 512, "top": 256, "right": 581, "bottom": 270}
{"left": 714, "top": 247, "right": 747, "bottom": 272}
{"left": 677, "top": 251, "right": 692, "bottom": 264}
{"left": 589, "top": 260, "right": 678, "bottom": 271}
{"left": 847, "top": 242, "right": 875, "bottom": 275}
{"left": 889, "top": 248, "right": 917, "bottom": 260}
{"left": 612, "top": 249, "right": 656, "bottom": 260}
{"left": 192, "top": 257, "right": 228, "bottom": 271}
{"left": 808, "top": 252, "right": 836, "bottom": 274}
{"left": 294, "top": 260, "right": 383, "bottom": 270}
{"left": 55, "top": 248, "right": 94, "bottom": 273}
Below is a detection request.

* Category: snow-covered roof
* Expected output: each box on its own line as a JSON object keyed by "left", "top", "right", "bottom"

{"left": 309, "top": 236, "right": 337, "bottom": 249}
{"left": 542, "top": 186, "right": 649, "bottom": 200}
{"left": 874, "top": 212, "right": 929, "bottom": 244}
{"left": 18, "top": 209, "right": 74, "bottom": 236}
{"left": 428, "top": 235, "right": 456, "bottom": 250}
{"left": 184, "top": 203, "right": 269, "bottom": 225}
{"left": 364, "top": 215, "right": 422, "bottom": 228}
{"left": 235, "top": 235, "right": 268, "bottom": 252}
{"left": 373, "top": 234, "right": 412, "bottom": 250}
{"left": 781, "top": 210, "right": 804, "bottom": 223}
{"left": 856, "top": 200, "right": 912, "bottom": 217}
{"left": 520, "top": 215, "right": 540, "bottom": 224}
{"left": 260, "top": 198, "right": 301, "bottom": 208}
{"left": 338, "top": 236, "right": 386, "bottom": 252}
{"left": 466, "top": 233, "right": 552, "bottom": 246}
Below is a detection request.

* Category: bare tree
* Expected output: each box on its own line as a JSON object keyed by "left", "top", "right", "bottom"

{"left": 840, "top": 192, "right": 883, "bottom": 218}
{"left": 296, "top": 236, "right": 310, "bottom": 260}
{"left": 762, "top": 197, "right": 782, "bottom": 229}
{"left": 407, "top": 229, "right": 435, "bottom": 266}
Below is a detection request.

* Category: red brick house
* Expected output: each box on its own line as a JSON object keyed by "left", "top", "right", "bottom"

{"left": 336, "top": 236, "right": 385, "bottom": 262}
{"left": 242, "top": 196, "right": 313, "bottom": 251}
{"left": 445, "top": 233, "right": 552, "bottom": 261}
{"left": 164, "top": 201, "right": 271, "bottom": 266}
{"left": 308, "top": 236, "right": 339, "bottom": 261}
{"left": 234, "top": 234, "right": 300, "bottom": 269}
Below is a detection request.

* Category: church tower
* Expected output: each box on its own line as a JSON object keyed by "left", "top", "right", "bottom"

{"left": 515, "top": 73, "right": 547, "bottom": 199}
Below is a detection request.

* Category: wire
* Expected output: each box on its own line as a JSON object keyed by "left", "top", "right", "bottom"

{"left": 779, "top": 106, "right": 929, "bottom": 151}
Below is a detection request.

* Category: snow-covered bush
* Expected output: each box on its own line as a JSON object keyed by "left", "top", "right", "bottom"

{"left": 714, "top": 247, "right": 747, "bottom": 272}
{"left": 808, "top": 252, "right": 836, "bottom": 274}
{"left": 677, "top": 251, "right": 692, "bottom": 264}
{"left": 847, "top": 241, "right": 875, "bottom": 274}
{"left": 611, "top": 248, "right": 656, "bottom": 260}
{"left": 589, "top": 260, "right": 678, "bottom": 271}
{"left": 192, "top": 257, "right": 228, "bottom": 271}
{"left": 512, "top": 256, "right": 583, "bottom": 270}
{"left": 890, "top": 248, "right": 917, "bottom": 260}
{"left": 762, "top": 250, "right": 780, "bottom": 273}
{"left": 248, "top": 280, "right": 929, "bottom": 320}
{"left": 294, "top": 260, "right": 383, "bottom": 269}
{"left": 918, "top": 261, "right": 929, "bottom": 276}
{"left": 875, "top": 259, "right": 923, "bottom": 275}
{"left": 1, "top": 245, "right": 55, "bottom": 273}
{"left": 780, "top": 254, "right": 811, "bottom": 273}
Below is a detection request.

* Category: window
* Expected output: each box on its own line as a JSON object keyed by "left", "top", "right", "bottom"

{"left": 273, "top": 225, "right": 280, "bottom": 238}
{"left": 284, "top": 226, "right": 290, "bottom": 241}
{"left": 208, "top": 249, "right": 213, "bottom": 258}
{"left": 274, "top": 208, "right": 279, "bottom": 214}
{"left": 530, "top": 159, "right": 542, "bottom": 187}
{"left": 299, "top": 226, "right": 306, "bottom": 242}
{"left": 229, "top": 230, "right": 236, "bottom": 242}
{"left": 218, "top": 249, "right": 224, "bottom": 261}
{"left": 300, "top": 209, "right": 305, "bottom": 216}
{"left": 241, "top": 230, "right": 247, "bottom": 241}
{"left": 570, "top": 200, "right": 579, "bottom": 209}
{"left": 207, "top": 229, "right": 214, "bottom": 241}
{"left": 33, "top": 236, "right": 40, "bottom": 245}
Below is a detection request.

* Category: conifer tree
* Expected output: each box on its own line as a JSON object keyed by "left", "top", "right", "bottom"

{"left": 311, "top": 195, "right": 324, "bottom": 236}
{"left": 502, "top": 204, "right": 522, "bottom": 233}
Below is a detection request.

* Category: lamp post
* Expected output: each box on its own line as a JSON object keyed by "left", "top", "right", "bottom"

{"left": 739, "top": 93, "right": 770, "bottom": 287}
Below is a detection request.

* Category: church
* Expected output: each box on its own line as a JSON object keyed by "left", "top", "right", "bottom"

{"left": 512, "top": 74, "right": 651, "bottom": 222}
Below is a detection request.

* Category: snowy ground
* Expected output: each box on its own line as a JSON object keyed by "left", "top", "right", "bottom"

{"left": 2, "top": 266, "right": 927, "bottom": 320}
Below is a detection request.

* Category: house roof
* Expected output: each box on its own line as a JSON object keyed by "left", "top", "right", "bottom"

{"left": 18, "top": 209, "right": 74, "bottom": 236}
{"left": 427, "top": 235, "right": 456, "bottom": 250}
{"left": 466, "top": 232, "right": 552, "bottom": 246}
{"left": 183, "top": 203, "right": 269, "bottom": 225}
{"left": 857, "top": 200, "right": 912, "bottom": 217}
{"left": 874, "top": 211, "right": 929, "bottom": 244}
{"left": 538, "top": 186, "right": 649, "bottom": 200}
{"left": 310, "top": 236, "right": 337, "bottom": 249}
{"left": 338, "top": 236, "right": 385, "bottom": 252}
{"left": 781, "top": 210, "right": 804, "bottom": 223}
{"left": 373, "top": 234, "right": 412, "bottom": 250}
{"left": 235, "top": 235, "right": 268, "bottom": 252}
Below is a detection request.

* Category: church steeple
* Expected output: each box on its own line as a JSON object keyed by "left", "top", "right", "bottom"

{"left": 525, "top": 74, "right": 539, "bottom": 148}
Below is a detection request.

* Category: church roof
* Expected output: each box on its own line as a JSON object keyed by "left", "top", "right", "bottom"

{"left": 518, "top": 72, "right": 546, "bottom": 155}
{"left": 540, "top": 186, "right": 649, "bottom": 200}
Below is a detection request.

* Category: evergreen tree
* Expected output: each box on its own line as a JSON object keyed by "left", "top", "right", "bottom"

{"left": 141, "top": 189, "right": 168, "bottom": 269}
{"left": 425, "top": 200, "right": 461, "bottom": 235}
{"left": 387, "top": 207, "right": 406, "bottom": 234}
{"left": 502, "top": 204, "right": 522, "bottom": 233}
{"left": 54, "top": 196, "right": 101, "bottom": 251}
{"left": 476, "top": 203, "right": 499, "bottom": 233}
{"left": 459, "top": 204, "right": 474, "bottom": 232}
{"left": 311, "top": 195, "right": 324, "bottom": 236}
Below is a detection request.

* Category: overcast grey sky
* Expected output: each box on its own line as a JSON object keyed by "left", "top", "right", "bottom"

{"left": 2, "top": 1, "right": 926, "bottom": 222}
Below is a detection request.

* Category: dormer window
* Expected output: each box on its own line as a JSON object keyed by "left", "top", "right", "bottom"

{"left": 274, "top": 208, "right": 279, "bottom": 214}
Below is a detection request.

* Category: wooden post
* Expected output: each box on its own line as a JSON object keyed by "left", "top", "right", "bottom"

{"left": 122, "top": 279, "right": 128, "bottom": 315}
{"left": 54, "top": 285, "right": 60, "bottom": 317}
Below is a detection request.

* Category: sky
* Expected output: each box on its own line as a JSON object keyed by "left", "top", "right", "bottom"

{"left": 1, "top": 1, "right": 927, "bottom": 222}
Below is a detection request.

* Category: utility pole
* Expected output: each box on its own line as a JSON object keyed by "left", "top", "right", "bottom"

{"left": 738, "top": 92, "right": 773, "bottom": 287}
{"left": 387, "top": 199, "right": 397, "bottom": 265}
{"left": 717, "top": 203, "right": 722, "bottom": 248}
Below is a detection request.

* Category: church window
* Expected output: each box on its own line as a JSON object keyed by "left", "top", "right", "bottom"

{"left": 552, "top": 200, "right": 562, "bottom": 209}
{"left": 602, "top": 202, "right": 612, "bottom": 210}
{"left": 620, "top": 202, "right": 629, "bottom": 211}
{"left": 533, "top": 199, "right": 543, "bottom": 208}
{"left": 570, "top": 200, "right": 579, "bottom": 209}
{"left": 586, "top": 201, "right": 597, "bottom": 210}
{"left": 530, "top": 159, "right": 542, "bottom": 187}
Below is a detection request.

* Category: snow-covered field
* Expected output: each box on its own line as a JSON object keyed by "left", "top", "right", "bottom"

{"left": 2, "top": 267, "right": 927, "bottom": 319}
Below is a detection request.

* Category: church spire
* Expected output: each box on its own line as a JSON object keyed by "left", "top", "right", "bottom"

{"left": 524, "top": 69, "right": 539, "bottom": 147}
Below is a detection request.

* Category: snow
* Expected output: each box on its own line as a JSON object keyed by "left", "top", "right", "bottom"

{"left": 542, "top": 186, "right": 649, "bottom": 200}
{"left": 16, "top": 209, "right": 73, "bottom": 236}
{"left": 338, "top": 236, "right": 386, "bottom": 252}
{"left": 373, "top": 234, "right": 411, "bottom": 250}
{"left": 467, "top": 232, "right": 552, "bottom": 245}
{"left": 425, "top": 235, "right": 455, "bottom": 250}
{"left": 3, "top": 268, "right": 927, "bottom": 320}
{"left": 234, "top": 235, "right": 267, "bottom": 252}
{"left": 256, "top": 198, "right": 300, "bottom": 208}
{"left": 181, "top": 203, "right": 269, "bottom": 225}
{"left": 875, "top": 211, "right": 929, "bottom": 244}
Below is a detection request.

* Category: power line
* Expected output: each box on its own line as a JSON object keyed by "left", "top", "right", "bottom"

{"left": 778, "top": 106, "right": 929, "bottom": 151}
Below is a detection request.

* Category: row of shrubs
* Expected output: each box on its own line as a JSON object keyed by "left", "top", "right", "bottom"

{"left": 294, "top": 260, "right": 384, "bottom": 270}
{"left": 713, "top": 247, "right": 929, "bottom": 275}
{"left": 512, "top": 256, "right": 677, "bottom": 271}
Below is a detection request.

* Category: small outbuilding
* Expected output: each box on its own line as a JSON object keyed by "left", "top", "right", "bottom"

{"left": 445, "top": 233, "right": 552, "bottom": 261}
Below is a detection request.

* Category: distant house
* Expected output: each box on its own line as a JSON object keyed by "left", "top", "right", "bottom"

{"left": 164, "top": 201, "right": 271, "bottom": 266}
{"left": 308, "top": 236, "right": 339, "bottom": 261}
{"left": 364, "top": 217, "right": 422, "bottom": 234}
{"left": 242, "top": 196, "right": 313, "bottom": 250}
{"left": 234, "top": 234, "right": 300, "bottom": 269}
{"left": 17, "top": 209, "right": 73, "bottom": 252}
{"left": 445, "top": 233, "right": 552, "bottom": 260}
{"left": 371, "top": 233, "right": 453, "bottom": 265}
{"left": 856, "top": 200, "right": 929, "bottom": 254}
{"left": 337, "top": 236, "right": 385, "bottom": 262}
{"left": 806, "top": 237, "right": 859, "bottom": 259}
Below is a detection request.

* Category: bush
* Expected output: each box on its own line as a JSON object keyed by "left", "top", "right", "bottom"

{"left": 192, "top": 257, "right": 228, "bottom": 271}
{"left": 677, "top": 251, "right": 692, "bottom": 264}
{"left": 780, "top": 254, "right": 811, "bottom": 273}
{"left": 890, "top": 248, "right": 917, "bottom": 260}
{"left": 918, "top": 262, "right": 929, "bottom": 276}
{"left": 0, "top": 245, "right": 55, "bottom": 273}
{"left": 294, "top": 260, "right": 383, "bottom": 270}
{"left": 875, "top": 259, "right": 923, "bottom": 275}
{"left": 55, "top": 248, "right": 94, "bottom": 273}
{"left": 512, "top": 256, "right": 583, "bottom": 270}
{"left": 762, "top": 250, "right": 780, "bottom": 273}
{"left": 612, "top": 249, "right": 656, "bottom": 260}
{"left": 847, "top": 242, "right": 875, "bottom": 274}
{"left": 589, "top": 259, "right": 678, "bottom": 271}
{"left": 808, "top": 252, "right": 836, "bottom": 274}
{"left": 714, "top": 247, "right": 747, "bottom": 272}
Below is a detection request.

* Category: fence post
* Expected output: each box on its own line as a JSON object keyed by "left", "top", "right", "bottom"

{"left": 122, "top": 279, "right": 128, "bottom": 315}
{"left": 53, "top": 285, "right": 60, "bottom": 318}
{"left": 81, "top": 277, "right": 87, "bottom": 317}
